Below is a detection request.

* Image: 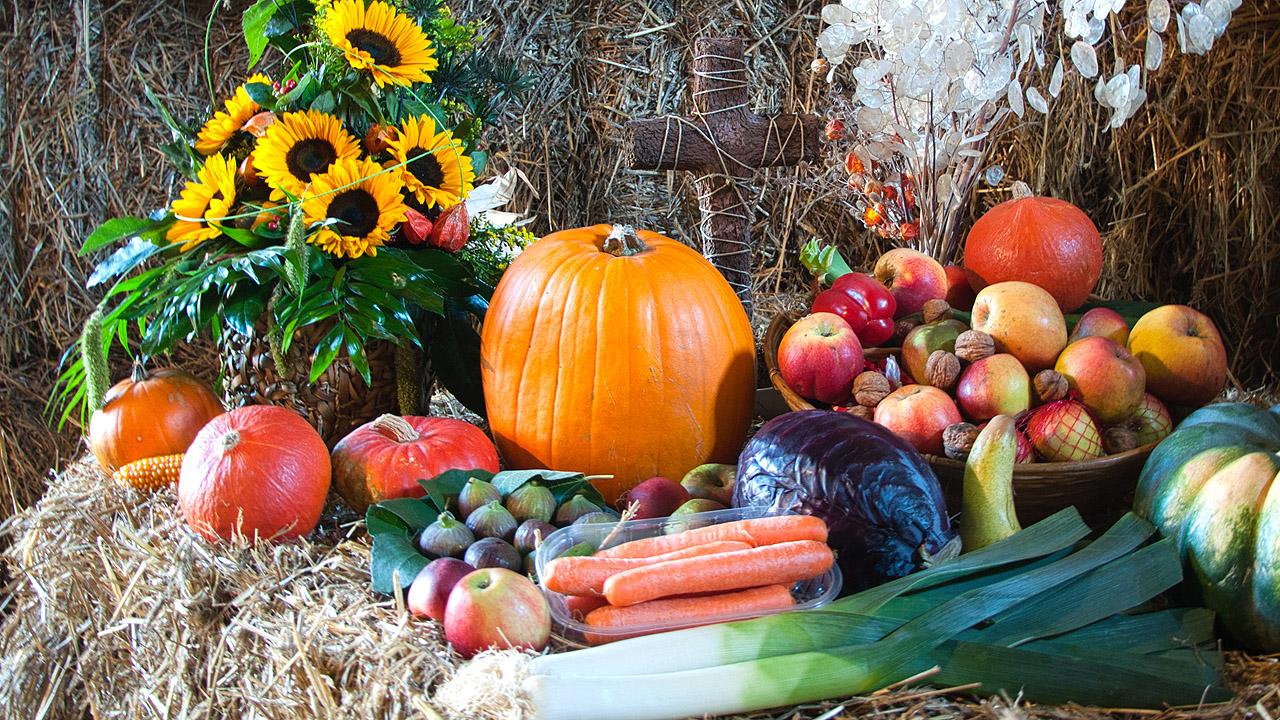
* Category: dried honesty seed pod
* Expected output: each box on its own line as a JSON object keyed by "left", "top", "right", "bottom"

{"left": 1104, "top": 426, "right": 1140, "bottom": 455}
{"left": 846, "top": 405, "right": 875, "bottom": 421}
{"left": 854, "top": 371, "right": 891, "bottom": 407}
{"left": 922, "top": 298, "right": 952, "bottom": 324}
{"left": 1033, "top": 369, "right": 1069, "bottom": 404}
{"left": 926, "top": 351, "right": 961, "bottom": 390}
{"left": 943, "top": 422, "right": 981, "bottom": 460}
{"left": 811, "top": 57, "right": 831, "bottom": 76}
{"left": 955, "top": 330, "right": 996, "bottom": 364}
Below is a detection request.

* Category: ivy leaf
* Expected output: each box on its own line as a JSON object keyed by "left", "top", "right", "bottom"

{"left": 243, "top": 0, "right": 279, "bottom": 69}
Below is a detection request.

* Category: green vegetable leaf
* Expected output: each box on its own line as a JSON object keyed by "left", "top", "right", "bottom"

{"left": 243, "top": 0, "right": 279, "bottom": 69}
{"left": 800, "top": 238, "right": 856, "bottom": 286}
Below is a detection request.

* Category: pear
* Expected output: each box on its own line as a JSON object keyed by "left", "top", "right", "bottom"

{"left": 961, "top": 414, "right": 1022, "bottom": 551}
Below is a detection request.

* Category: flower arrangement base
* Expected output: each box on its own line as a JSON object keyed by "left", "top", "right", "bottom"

{"left": 219, "top": 322, "right": 406, "bottom": 447}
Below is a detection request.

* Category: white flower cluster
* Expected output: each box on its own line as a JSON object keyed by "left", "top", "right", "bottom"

{"left": 817, "top": 0, "right": 1237, "bottom": 257}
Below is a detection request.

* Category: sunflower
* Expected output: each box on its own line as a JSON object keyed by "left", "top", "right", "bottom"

{"left": 254, "top": 110, "right": 361, "bottom": 201}
{"left": 166, "top": 153, "right": 238, "bottom": 250}
{"left": 321, "top": 0, "right": 437, "bottom": 88}
{"left": 385, "top": 115, "right": 475, "bottom": 208}
{"left": 194, "top": 74, "right": 272, "bottom": 156}
{"left": 301, "top": 156, "right": 408, "bottom": 259}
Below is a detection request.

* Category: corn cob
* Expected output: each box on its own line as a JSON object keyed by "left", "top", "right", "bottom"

{"left": 112, "top": 453, "right": 184, "bottom": 491}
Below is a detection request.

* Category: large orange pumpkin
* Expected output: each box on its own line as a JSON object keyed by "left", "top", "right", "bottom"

{"left": 88, "top": 364, "right": 225, "bottom": 473}
{"left": 178, "top": 405, "right": 330, "bottom": 543}
{"left": 331, "top": 413, "right": 501, "bottom": 512}
{"left": 480, "top": 224, "right": 756, "bottom": 505}
{"left": 962, "top": 196, "right": 1102, "bottom": 312}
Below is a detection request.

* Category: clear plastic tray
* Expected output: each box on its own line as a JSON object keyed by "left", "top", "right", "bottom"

{"left": 534, "top": 505, "right": 842, "bottom": 644}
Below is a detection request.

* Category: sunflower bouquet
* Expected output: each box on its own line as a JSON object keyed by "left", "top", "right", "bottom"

{"left": 55, "top": 0, "right": 530, "bottom": 434}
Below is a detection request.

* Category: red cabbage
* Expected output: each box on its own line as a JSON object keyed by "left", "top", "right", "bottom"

{"left": 734, "top": 410, "right": 957, "bottom": 592}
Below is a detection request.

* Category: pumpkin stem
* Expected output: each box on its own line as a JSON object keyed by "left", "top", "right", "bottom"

{"left": 130, "top": 359, "right": 149, "bottom": 383}
{"left": 602, "top": 225, "right": 647, "bottom": 257}
{"left": 370, "top": 413, "right": 421, "bottom": 443}
{"left": 220, "top": 430, "right": 241, "bottom": 454}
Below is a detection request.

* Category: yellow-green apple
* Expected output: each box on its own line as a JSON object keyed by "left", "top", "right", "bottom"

{"left": 444, "top": 568, "right": 551, "bottom": 658}
{"left": 944, "top": 265, "right": 976, "bottom": 310}
{"left": 873, "top": 248, "right": 949, "bottom": 318}
{"left": 1119, "top": 393, "right": 1173, "bottom": 446}
{"left": 663, "top": 498, "right": 731, "bottom": 534}
{"left": 778, "top": 313, "right": 864, "bottom": 404}
{"left": 901, "top": 319, "right": 967, "bottom": 384}
{"left": 970, "top": 281, "right": 1068, "bottom": 371}
{"left": 1127, "top": 305, "right": 1227, "bottom": 407}
{"left": 618, "top": 476, "right": 689, "bottom": 519}
{"left": 874, "top": 384, "right": 963, "bottom": 455}
{"left": 956, "top": 353, "right": 1031, "bottom": 422}
{"left": 1054, "top": 336, "right": 1146, "bottom": 423}
{"left": 1068, "top": 307, "right": 1130, "bottom": 346}
{"left": 408, "top": 557, "right": 475, "bottom": 622}
{"left": 680, "top": 463, "right": 736, "bottom": 506}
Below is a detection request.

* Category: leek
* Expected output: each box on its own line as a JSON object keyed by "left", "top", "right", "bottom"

{"left": 524, "top": 514, "right": 1182, "bottom": 720}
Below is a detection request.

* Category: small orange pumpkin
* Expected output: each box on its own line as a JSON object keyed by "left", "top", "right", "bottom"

{"left": 962, "top": 195, "right": 1102, "bottom": 313}
{"left": 88, "top": 363, "right": 225, "bottom": 473}
{"left": 178, "top": 405, "right": 330, "bottom": 543}
{"left": 331, "top": 414, "right": 501, "bottom": 512}
{"left": 480, "top": 224, "right": 756, "bottom": 505}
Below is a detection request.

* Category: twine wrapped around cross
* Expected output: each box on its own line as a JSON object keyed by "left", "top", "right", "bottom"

{"left": 625, "top": 37, "right": 823, "bottom": 318}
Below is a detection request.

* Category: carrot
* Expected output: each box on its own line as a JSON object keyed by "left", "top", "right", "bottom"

{"left": 564, "top": 594, "right": 609, "bottom": 621}
{"left": 594, "top": 515, "right": 828, "bottom": 559}
{"left": 583, "top": 585, "right": 795, "bottom": 645}
{"left": 602, "top": 540, "right": 834, "bottom": 607}
{"left": 544, "top": 540, "right": 751, "bottom": 596}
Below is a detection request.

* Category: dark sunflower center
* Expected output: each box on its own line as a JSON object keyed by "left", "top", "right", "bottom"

{"left": 407, "top": 148, "right": 445, "bottom": 188}
{"left": 327, "top": 190, "right": 380, "bottom": 237}
{"left": 347, "top": 29, "right": 401, "bottom": 67}
{"left": 286, "top": 139, "right": 337, "bottom": 180}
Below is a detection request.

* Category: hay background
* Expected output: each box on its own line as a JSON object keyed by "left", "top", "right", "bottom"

{"left": 0, "top": 1, "right": 1278, "bottom": 714}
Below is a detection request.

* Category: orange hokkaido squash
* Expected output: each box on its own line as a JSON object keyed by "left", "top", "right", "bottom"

{"left": 480, "top": 224, "right": 755, "bottom": 505}
{"left": 88, "top": 363, "right": 225, "bottom": 473}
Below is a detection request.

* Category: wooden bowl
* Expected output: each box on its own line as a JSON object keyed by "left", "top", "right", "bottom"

{"left": 763, "top": 313, "right": 1153, "bottom": 525}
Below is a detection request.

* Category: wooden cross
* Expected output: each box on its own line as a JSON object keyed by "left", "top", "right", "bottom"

{"left": 625, "top": 37, "right": 823, "bottom": 317}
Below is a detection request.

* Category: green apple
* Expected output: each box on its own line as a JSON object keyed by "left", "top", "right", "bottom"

{"left": 680, "top": 463, "right": 736, "bottom": 506}
{"left": 901, "top": 319, "right": 967, "bottom": 385}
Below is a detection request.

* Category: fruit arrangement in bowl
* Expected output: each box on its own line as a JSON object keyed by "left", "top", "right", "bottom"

{"left": 775, "top": 196, "right": 1231, "bottom": 521}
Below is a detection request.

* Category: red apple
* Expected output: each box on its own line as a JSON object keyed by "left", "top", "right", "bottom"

{"left": 679, "top": 463, "right": 736, "bottom": 506}
{"left": 873, "top": 248, "right": 949, "bottom": 318}
{"left": 1055, "top": 336, "right": 1146, "bottom": 424}
{"left": 873, "top": 384, "right": 963, "bottom": 455}
{"left": 1127, "top": 305, "right": 1228, "bottom": 408}
{"left": 1122, "top": 393, "right": 1174, "bottom": 446}
{"left": 970, "top": 281, "right": 1068, "bottom": 372}
{"left": 944, "top": 265, "right": 976, "bottom": 310}
{"left": 444, "top": 568, "right": 551, "bottom": 658}
{"left": 1069, "top": 307, "right": 1130, "bottom": 346}
{"left": 408, "top": 557, "right": 476, "bottom": 622}
{"left": 777, "top": 313, "right": 864, "bottom": 405}
{"left": 956, "top": 354, "right": 1031, "bottom": 422}
{"left": 618, "top": 476, "right": 689, "bottom": 519}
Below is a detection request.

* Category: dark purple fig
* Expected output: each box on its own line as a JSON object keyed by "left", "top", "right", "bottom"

{"left": 463, "top": 537, "right": 522, "bottom": 571}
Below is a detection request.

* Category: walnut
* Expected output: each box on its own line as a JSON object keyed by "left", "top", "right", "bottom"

{"left": 853, "top": 371, "right": 891, "bottom": 407}
{"left": 1033, "top": 369, "right": 1069, "bottom": 404}
{"left": 925, "top": 350, "right": 961, "bottom": 390}
{"left": 1103, "top": 426, "right": 1139, "bottom": 455}
{"left": 922, "top": 298, "right": 952, "bottom": 324}
{"left": 892, "top": 318, "right": 919, "bottom": 345}
{"left": 846, "top": 405, "right": 875, "bottom": 421}
{"left": 954, "top": 330, "right": 995, "bottom": 364}
{"left": 943, "top": 422, "right": 980, "bottom": 460}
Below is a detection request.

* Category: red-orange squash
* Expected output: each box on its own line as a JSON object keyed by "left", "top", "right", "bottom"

{"left": 331, "top": 413, "right": 501, "bottom": 511}
{"left": 178, "top": 405, "right": 330, "bottom": 543}
{"left": 88, "top": 364, "right": 225, "bottom": 473}
{"left": 480, "top": 224, "right": 756, "bottom": 505}
{"left": 962, "top": 196, "right": 1102, "bottom": 312}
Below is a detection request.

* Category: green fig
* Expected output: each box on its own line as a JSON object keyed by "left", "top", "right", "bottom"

{"left": 458, "top": 477, "right": 501, "bottom": 518}
{"left": 553, "top": 494, "right": 601, "bottom": 526}
{"left": 416, "top": 512, "right": 475, "bottom": 558}
{"left": 466, "top": 501, "right": 518, "bottom": 542}
{"left": 505, "top": 482, "right": 556, "bottom": 523}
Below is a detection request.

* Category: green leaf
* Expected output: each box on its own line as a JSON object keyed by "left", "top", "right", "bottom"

{"left": 374, "top": 498, "right": 441, "bottom": 529}
{"left": 800, "top": 238, "right": 856, "bottom": 286}
{"left": 243, "top": 0, "right": 279, "bottom": 69}
{"left": 470, "top": 150, "right": 488, "bottom": 175}
{"left": 87, "top": 236, "right": 162, "bottom": 287}
{"left": 243, "top": 81, "right": 276, "bottom": 110}
{"left": 419, "top": 468, "right": 495, "bottom": 512}
{"left": 310, "top": 90, "right": 337, "bottom": 114}
{"left": 308, "top": 322, "right": 345, "bottom": 383}
{"left": 423, "top": 306, "right": 486, "bottom": 416}
{"left": 489, "top": 469, "right": 605, "bottom": 507}
{"left": 82, "top": 216, "right": 154, "bottom": 255}
{"left": 369, "top": 530, "right": 429, "bottom": 594}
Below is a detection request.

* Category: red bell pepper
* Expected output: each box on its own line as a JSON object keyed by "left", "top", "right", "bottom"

{"left": 811, "top": 273, "right": 897, "bottom": 347}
